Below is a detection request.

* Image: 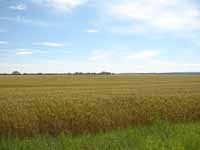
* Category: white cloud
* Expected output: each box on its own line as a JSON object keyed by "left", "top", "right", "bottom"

{"left": 32, "top": 0, "right": 88, "bottom": 12}
{"left": 33, "top": 42, "right": 65, "bottom": 47}
{"left": 84, "top": 29, "right": 99, "bottom": 33}
{"left": 0, "top": 47, "right": 199, "bottom": 73}
{"left": 88, "top": 49, "right": 160, "bottom": 63}
{"left": 107, "top": 0, "right": 200, "bottom": 32}
{"left": 9, "top": 4, "right": 27, "bottom": 11}
{"left": 89, "top": 50, "right": 113, "bottom": 61}
{"left": 16, "top": 50, "right": 33, "bottom": 55}
{"left": 12, "top": 48, "right": 71, "bottom": 56}
{"left": 0, "top": 16, "right": 49, "bottom": 27}
{"left": 183, "top": 63, "right": 200, "bottom": 67}
{"left": 1, "top": 60, "right": 200, "bottom": 73}
{"left": 0, "top": 41, "right": 8, "bottom": 45}
{"left": 109, "top": 25, "right": 146, "bottom": 34}
{"left": 133, "top": 60, "right": 200, "bottom": 73}
{"left": 127, "top": 50, "right": 160, "bottom": 60}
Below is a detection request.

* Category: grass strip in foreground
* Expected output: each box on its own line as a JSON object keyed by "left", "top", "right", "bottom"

{"left": 0, "top": 121, "right": 200, "bottom": 150}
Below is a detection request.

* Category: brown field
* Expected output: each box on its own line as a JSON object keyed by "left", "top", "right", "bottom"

{"left": 0, "top": 75, "right": 200, "bottom": 136}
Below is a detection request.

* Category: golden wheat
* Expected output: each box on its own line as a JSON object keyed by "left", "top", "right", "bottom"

{"left": 0, "top": 75, "right": 200, "bottom": 136}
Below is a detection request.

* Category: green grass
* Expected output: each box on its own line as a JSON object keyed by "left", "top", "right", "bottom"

{"left": 0, "top": 75, "right": 200, "bottom": 136}
{"left": 1, "top": 121, "right": 200, "bottom": 150}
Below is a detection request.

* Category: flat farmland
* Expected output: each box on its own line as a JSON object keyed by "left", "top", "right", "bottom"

{"left": 0, "top": 75, "right": 200, "bottom": 137}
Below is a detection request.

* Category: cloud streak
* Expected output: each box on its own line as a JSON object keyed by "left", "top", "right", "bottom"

{"left": 89, "top": 50, "right": 113, "bottom": 61}
{"left": 127, "top": 50, "right": 160, "bottom": 60}
{"left": 33, "top": 42, "right": 65, "bottom": 47}
{"left": 9, "top": 4, "right": 27, "bottom": 11}
{"left": 32, "top": 0, "right": 88, "bottom": 12}
{"left": 0, "top": 41, "right": 8, "bottom": 45}
{"left": 15, "top": 49, "right": 48, "bottom": 56}
{"left": 0, "top": 16, "right": 50, "bottom": 27}
{"left": 84, "top": 29, "right": 99, "bottom": 33}
{"left": 16, "top": 50, "right": 33, "bottom": 55}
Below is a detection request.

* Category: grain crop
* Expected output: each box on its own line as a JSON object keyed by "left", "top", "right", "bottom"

{"left": 0, "top": 75, "right": 200, "bottom": 136}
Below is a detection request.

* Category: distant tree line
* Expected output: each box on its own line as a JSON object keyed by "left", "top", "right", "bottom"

{"left": 0, "top": 71, "right": 115, "bottom": 75}
{"left": 1, "top": 71, "right": 200, "bottom": 75}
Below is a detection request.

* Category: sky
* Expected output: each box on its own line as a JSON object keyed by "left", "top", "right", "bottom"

{"left": 0, "top": 0, "right": 200, "bottom": 73}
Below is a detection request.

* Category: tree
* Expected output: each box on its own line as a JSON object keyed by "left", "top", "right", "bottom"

{"left": 99, "top": 71, "right": 112, "bottom": 75}
{"left": 12, "top": 71, "right": 21, "bottom": 75}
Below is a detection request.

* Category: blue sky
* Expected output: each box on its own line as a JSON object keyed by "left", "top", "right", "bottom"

{"left": 0, "top": 0, "right": 200, "bottom": 73}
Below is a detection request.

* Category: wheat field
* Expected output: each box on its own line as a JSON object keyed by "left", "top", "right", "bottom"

{"left": 0, "top": 75, "right": 200, "bottom": 136}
